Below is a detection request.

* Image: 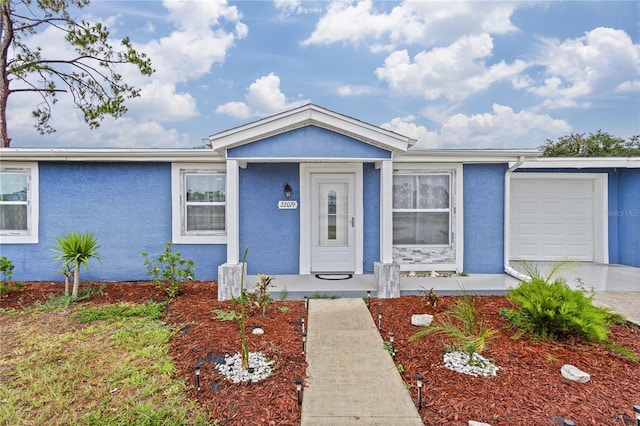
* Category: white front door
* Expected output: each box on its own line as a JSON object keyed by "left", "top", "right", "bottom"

{"left": 310, "top": 173, "right": 356, "bottom": 272}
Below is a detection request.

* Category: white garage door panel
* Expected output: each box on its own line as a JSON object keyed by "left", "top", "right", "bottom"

{"left": 511, "top": 178, "right": 594, "bottom": 261}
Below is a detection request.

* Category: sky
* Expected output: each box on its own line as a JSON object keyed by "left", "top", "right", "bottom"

{"left": 6, "top": 0, "right": 640, "bottom": 150}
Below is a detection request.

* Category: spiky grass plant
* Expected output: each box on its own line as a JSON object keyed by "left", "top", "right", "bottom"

{"left": 411, "top": 288, "right": 497, "bottom": 365}
{"left": 53, "top": 231, "right": 101, "bottom": 299}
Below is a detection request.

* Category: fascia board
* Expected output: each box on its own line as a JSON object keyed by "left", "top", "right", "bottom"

{"left": 0, "top": 148, "right": 225, "bottom": 163}
{"left": 395, "top": 149, "right": 541, "bottom": 163}
{"left": 208, "top": 104, "right": 413, "bottom": 154}
{"left": 520, "top": 157, "right": 640, "bottom": 169}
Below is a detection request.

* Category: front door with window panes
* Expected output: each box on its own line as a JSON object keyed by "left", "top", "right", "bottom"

{"left": 310, "top": 173, "right": 355, "bottom": 272}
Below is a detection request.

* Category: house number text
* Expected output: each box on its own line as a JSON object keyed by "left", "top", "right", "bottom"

{"left": 278, "top": 200, "right": 298, "bottom": 209}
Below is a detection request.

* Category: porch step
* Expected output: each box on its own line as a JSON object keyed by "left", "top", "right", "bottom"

{"left": 301, "top": 298, "right": 423, "bottom": 425}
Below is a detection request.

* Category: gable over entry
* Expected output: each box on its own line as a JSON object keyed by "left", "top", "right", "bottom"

{"left": 207, "top": 104, "right": 415, "bottom": 300}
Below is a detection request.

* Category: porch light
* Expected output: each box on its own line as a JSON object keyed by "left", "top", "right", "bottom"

{"left": 296, "top": 377, "right": 303, "bottom": 405}
{"left": 416, "top": 374, "right": 423, "bottom": 409}
{"left": 195, "top": 364, "right": 201, "bottom": 392}
{"left": 377, "top": 311, "right": 382, "bottom": 331}
{"left": 301, "top": 315, "right": 306, "bottom": 334}
{"left": 284, "top": 183, "right": 292, "bottom": 198}
{"left": 302, "top": 332, "right": 307, "bottom": 356}
{"left": 634, "top": 405, "right": 640, "bottom": 426}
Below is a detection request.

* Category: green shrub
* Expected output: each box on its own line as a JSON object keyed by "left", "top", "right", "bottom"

{"left": 142, "top": 243, "right": 195, "bottom": 298}
{"left": 0, "top": 256, "right": 24, "bottom": 296}
{"left": 500, "top": 276, "right": 615, "bottom": 342}
{"left": 500, "top": 262, "right": 636, "bottom": 360}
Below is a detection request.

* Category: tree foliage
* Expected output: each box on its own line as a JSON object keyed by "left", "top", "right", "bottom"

{"left": 540, "top": 130, "right": 640, "bottom": 157}
{"left": 0, "top": 0, "right": 153, "bottom": 147}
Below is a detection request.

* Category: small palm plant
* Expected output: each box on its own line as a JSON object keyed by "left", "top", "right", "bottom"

{"left": 411, "top": 288, "right": 497, "bottom": 366}
{"left": 53, "top": 231, "right": 101, "bottom": 299}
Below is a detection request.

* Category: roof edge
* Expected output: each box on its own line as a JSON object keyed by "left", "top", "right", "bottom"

{"left": 0, "top": 148, "right": 224, "bottom": 162}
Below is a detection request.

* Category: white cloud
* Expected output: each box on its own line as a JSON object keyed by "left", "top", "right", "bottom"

{"left": 381, "top": 106, "right": 571, "bottom": 150}
{"left": 302, "top": 0, "right": 519, "bottom": 52}
{"left": 215, "top": 101, "right": 252, "bottom": 120}
{"left": 337, "top": 85, "right": 374, "bottom": 96}
{"left": 375, "top": 34, "right": 528, "bottom": 102}
{"left": 140, "top": 1, "right": 247, "bottom": 84}
{"left": 216, "top": 73, "right": 309, "bottom": 119}
{"left": 437, "top": 104, "right": 572, "bottom": 148}
{"left": 528, "top": 27, "right": 640, "bottom": 109}
{"left": 380, "top": 115, "right": 438, "bottom": 150}
{"left": 129, "top": 80, "right": 198, "bottom": 121}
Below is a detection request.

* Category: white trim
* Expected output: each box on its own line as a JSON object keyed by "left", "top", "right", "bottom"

{"left": 396, "top": 149, "right": 541, "bottom": 164}
{"left": 520, "top": 157, "right": 640, "bottom": 169}
{"left": 226, "top": 160, "right": 240, "bottom": 263}
{"left": 300, "top": 163, "right": 363, "bottom": 274}
{"left": 511, "top": 172, "right": 608, "bottom": 264}
{"left": 171, "top": 163, "right": 227, "bottom": 245}
{"left": 379, "top": 160, "right": 393, "bottom": 263}
{"left": 209, "top": 104, "right": 414, "bottom": 154}
{"left": 1, "top": 148, "right": 225, "bottom": 163}
{"left": 223, "top": 156, "right": 391, "bottom": 163}
{"left": 0, "top": 162, "right": 38, "bottom": 244}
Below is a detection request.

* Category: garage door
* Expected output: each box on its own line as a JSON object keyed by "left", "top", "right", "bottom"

{"left": 510, "top": 178, "right": 594, "bottom": 261}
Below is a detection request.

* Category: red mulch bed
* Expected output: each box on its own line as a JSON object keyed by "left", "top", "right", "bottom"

{"left": 370, "top": 295, "right": 640, "bottom": 426}
{"left": 2, "top": 283, "right": 639, "bottom": 425}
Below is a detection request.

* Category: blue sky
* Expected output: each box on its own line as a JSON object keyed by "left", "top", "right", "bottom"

{"left": 7, "top": 0, "right": 640, "bottom": 150}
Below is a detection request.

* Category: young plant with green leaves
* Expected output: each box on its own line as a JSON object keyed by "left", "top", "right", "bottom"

{"left": 142, "top": 243, "right": 195, "bottom": 298}
{"left": 411, "top": 288, "right": 497, "bottom": 365}
{"left": 500, "top": 261, "right": 636, "bottom": 360}
{"left": 0, "top": 255, "right": 24, "bottom": 296}
{"left": 233, "top": 247, "right": 250, "bottom": 370}
{"left": 252, "top": 274, "right": 275, "bottom": 316}
{"left": 53, "top": 231, "right": 101, "bottom": 299}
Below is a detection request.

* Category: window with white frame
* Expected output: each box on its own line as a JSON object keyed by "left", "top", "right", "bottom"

{"left": 393, "top": 173, "right": 450, "bottom": 245}
{"left": 0, "top": 163, "right": 38, "bottom": 243}
{"left": 172, "top": 164, "right": 226, "bottom": 244}
{"left": 183, "top": 171, "right": 226, "bottom": 233}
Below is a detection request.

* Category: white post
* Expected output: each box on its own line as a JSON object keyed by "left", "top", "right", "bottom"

{"left": 226, "top": 159, "right": 239, "bottom": 264}
{"left": 379, "top": 159, "right": 393, "bottom": 264}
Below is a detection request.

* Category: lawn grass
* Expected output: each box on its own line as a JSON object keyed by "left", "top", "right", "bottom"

{"left": 0, "top": 301, "right": 210, "bottom": 425}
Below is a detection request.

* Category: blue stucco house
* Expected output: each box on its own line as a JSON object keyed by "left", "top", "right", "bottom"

{"left": 1, "top": 104, "right": 638, "bottom": 299}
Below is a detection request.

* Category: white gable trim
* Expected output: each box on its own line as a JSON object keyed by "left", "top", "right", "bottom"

{"left": 208, "top": 104, "right": 415, "bottom": 155}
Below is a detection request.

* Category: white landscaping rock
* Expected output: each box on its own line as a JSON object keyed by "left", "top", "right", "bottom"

{"left": 561, "top": 364, "right": 590, "bottom": 383}
{"left": 252, "top": 327, "right": 264, "bottom": 335}
{"left": 411, "top": 314, "right": 434, "bottom": 326}
{"left": 469, "top": 421, "right": 492, "bottom": 426}
{"left": 443, "top": 352, "right": 499, "bottom": 377}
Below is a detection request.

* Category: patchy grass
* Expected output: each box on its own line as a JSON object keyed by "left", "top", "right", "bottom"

{"left": 0, "top": 301, "right": 210, "bottom": 425}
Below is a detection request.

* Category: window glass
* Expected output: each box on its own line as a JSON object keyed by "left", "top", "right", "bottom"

{"left": 184, "top": 172, "right": 225, "bottom": 234}
{"left": 0, "top": 172, "right": 28, "bottom": 231}
{"left": 393, "top": 173, "right": 451, "bottom": 246}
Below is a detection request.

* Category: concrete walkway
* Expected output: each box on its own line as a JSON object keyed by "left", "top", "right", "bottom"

{"left": 301, "top": 298, "right": 423, "bottom": 426}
